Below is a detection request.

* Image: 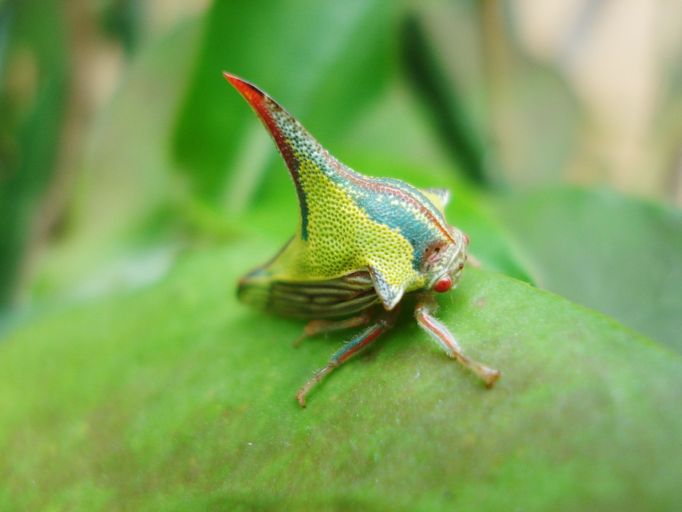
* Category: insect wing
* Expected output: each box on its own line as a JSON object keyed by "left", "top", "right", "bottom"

{"left": 239, "top": 272, "right": 378, "bottom": 320}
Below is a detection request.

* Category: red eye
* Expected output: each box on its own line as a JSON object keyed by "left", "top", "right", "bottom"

{"left": 463, "top": 233, "right": 470, "bottom": 245}
{"left": 433, "top": 276, "right": 452, "bottom": 293}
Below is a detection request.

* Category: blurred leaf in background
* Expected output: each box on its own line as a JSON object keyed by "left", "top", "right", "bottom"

{"left": 401, "top": 9, "right": 492, "bottom": 187}
{"left": 497, "top": 187, "right": 682, "bottom": 352}
{"left": 100, "top": 0, "right": 143, "bottom": 56}
{"left": 399, "top": 2, "right": 584, "bottom": 189}
{"left": 3, "top": 0, "right": 681, "bottom": 327}
{"left": 32, "top": 18, "right": 203, "bottom": 303}
{"left": 0, "top": 0, "right": 68, "bottom": 307}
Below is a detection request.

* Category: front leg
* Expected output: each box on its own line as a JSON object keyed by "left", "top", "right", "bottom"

{"left": 296, "top": 309, "right": 398, "bottom": 407}
{"left": 415, "top": 293, "right": 500, "bottom": 388}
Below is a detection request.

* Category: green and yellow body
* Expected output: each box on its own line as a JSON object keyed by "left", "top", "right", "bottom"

{"left": 225, "top": 73, "right": 498, "bottom": 406}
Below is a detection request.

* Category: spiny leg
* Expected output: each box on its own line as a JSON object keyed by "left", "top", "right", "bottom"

{"left": 292, "top": 311, "right": 372, "bottom": 347}
{"left": 415, "top": 293, "right": 500, "bottom": 388}
{"left": 296, "top": 310, "right": 397, "bottom": 407}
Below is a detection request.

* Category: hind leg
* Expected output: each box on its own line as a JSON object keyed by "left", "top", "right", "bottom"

{"left": 296, "top": 310, "right": 397, "bottom": 407}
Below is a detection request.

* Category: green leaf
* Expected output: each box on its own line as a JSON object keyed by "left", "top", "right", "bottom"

{"left": 496, "top": 187, "right": 682, "bottom": 352}
{"left": 1, "top": 239, "right": 680, "bottom": 510}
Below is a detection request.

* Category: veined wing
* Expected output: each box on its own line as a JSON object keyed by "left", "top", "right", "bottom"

{"left": 238, "top": 271, "right": 378, "bottom": 320}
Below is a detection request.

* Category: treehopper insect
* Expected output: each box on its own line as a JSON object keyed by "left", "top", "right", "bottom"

{"left": 225, "top": 73, "right": 500, "bottom": 407}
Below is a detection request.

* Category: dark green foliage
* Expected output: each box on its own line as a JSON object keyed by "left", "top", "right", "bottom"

{"left": 0, "top": 0, "right": 68, "bottom": 306}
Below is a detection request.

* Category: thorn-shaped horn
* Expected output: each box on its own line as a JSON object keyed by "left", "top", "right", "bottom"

{"left": 224, "top": 72, "right": 347, "bottom": 240}
{"left": 223, "top": 72, "right": 300, "bottom": 172}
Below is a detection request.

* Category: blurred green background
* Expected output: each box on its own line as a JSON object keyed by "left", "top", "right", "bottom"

{"left": 1, "top": 1, "right": 681, "bottom": 510}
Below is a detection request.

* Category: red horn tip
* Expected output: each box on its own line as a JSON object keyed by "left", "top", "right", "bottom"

{"left": 223, "top": 72, "right": 264, "bottom": 105}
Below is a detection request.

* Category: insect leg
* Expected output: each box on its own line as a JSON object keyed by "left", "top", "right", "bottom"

{"left": 415, "top": 293, "right": 500, "bottom": 388}
{"left": 292, "top": 311, "right": 372, "bottom": 347}
{"left": 295, "top": 310, "right": 397, "bottom": 407}
{"left": 466, "top": 254, "right": 481, "bottom": 268}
